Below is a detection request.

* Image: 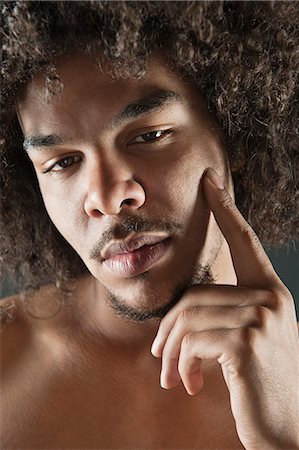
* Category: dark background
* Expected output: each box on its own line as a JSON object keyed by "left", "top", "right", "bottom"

{"left": 267, "top": 243, "right": 298, "bottom": 319}
{"left": 1, "top": 243, "right": 298, "bottom": 319}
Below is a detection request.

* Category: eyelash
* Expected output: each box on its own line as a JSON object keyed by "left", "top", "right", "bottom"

{"left": 128, "top": 129, "right": 171, "bottom": 144}
{"left": 44, "top": 129, "right": 171, "bottom": 173}
{"left": 43, "top": 155, "right": 81, "bottom": 173}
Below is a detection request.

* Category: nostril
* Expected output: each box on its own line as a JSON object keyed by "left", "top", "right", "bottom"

{"left": 121, "top": 199, "right": 134, "bottom": 207}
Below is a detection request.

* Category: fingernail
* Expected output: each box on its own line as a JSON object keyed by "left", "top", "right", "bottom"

{"left": 151, "top": 339, "right": 161, "bottom": 357}
{"left": 160, "top": 372, "right": 165, "bottom": 389}
{"left": 160, "top": 370, "right": 180, "bottom": 389}
{"left": 206, "top": 168, "right": 224, "bottom": 190}
{"left": 160, "top": 371, "right": 168, "bottom": 389}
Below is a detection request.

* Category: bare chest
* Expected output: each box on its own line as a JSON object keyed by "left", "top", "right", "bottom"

{"left": 2, "top": 362, "right": 244, "bottom": 449}
{"left": 1, "top": 319, "right": 244, "bottom": 449}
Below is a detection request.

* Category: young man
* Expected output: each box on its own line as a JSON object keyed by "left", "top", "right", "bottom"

{"left": 1, "top": 2, "right": 298, "bottom": 449}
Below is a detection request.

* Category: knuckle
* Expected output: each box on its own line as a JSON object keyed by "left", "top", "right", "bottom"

{"left": 178, "top": 357, "right": 190, "bottom": 378}
{"left": 248, "top": 304, "right": 270, "bottom": 327}
{"left": 181, "top": 331, "right": 197, "bottom": 352}
{"left": 219, "top": 189, "right": 235, "bottom": 210}
{"left": 231, "top": 327, "right": 256, "bottom": 358}
{"left": 158, "top": 315, "right": 168, "bottom": 330}
{"left": 177, "top": 309, "right": 190, "bottom": 325}
{"left": 275, "top": 285, "right": 294, "bottom": 307}
{"left": 260, "top": 288, "right": 277, "bottom": 306}
{"left": 174, "top": 312, "right": 187, "bottom": 336}
{"left": 257, "top": 304, "right": 271, "bottom": 325}
{"left": 177, "top": 307, "right": 198, "bottom": 327}
{"left": 240, "top": 224, "right": 259, "bottom": 247}
{"left": 262, "top": 286, "right": 293, "bottom": 311}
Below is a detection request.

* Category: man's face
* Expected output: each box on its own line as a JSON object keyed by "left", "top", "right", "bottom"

{"left": 17, "top": 53, "right": 230, "bottom": 321}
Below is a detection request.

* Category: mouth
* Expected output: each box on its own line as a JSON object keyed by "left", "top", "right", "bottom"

{"left": 102, "top": 235, "right": 172, "bottom": 278}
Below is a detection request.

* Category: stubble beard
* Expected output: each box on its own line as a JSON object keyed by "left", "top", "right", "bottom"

{"left": 104, "top": 264, "right": 215, "bottom": 323}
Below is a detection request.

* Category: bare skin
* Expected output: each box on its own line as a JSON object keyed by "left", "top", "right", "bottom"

{"left": 1, "top": 279, "right": 244, "bottom": 450}
{"left": 1, "top": 53, "right": 298, "bottom": 449}
{"left": 1, "top": 212, "right": 298, "bottom": 450}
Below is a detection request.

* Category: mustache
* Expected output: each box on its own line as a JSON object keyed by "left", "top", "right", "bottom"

{"left": 90, "top": 215, "right": 184, "bottom": 261}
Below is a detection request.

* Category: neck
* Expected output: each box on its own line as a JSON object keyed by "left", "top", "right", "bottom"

{"left": 71, "top": 276, "right": 160, "bottom": 355}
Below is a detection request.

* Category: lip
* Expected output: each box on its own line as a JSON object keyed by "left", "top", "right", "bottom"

{"left": 101, "top": 234, "right": 170, "bottom": 260}
{"left": 102, "top": 236, "right": 171, "bottom": 278}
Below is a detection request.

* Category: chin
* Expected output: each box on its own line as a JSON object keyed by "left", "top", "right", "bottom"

{"left": 99, "top": 265, "right": 213, "bottom": 323}
{"left": 105, "top": 280, "right": 188, "bottom": 322}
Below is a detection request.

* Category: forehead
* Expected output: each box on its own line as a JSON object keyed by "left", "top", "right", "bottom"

{"left": 16, "top": 53, "right": 212, "bottom": 147}
{"left": 22, "top": 53, "right": 183, "bottom": 100}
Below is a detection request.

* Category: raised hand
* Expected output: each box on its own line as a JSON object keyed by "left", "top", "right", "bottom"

{"left": 151, "top": 168, "right": 299, "bottom": 450}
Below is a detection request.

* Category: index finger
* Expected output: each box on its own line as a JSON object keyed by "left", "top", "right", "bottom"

{"left": 203, "top": 168, "right": 279, "bottom": 288}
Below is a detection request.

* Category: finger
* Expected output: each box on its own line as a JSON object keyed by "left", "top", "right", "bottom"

{"left": 159, "top": 303, "right": 262, "bottom": 389}
{"left": 178, "top": 329, "right": 234, "bottom": 396}
{"left": 203, "top": 168, "right": 278, "bottom": 287}
{"left": 178, "top": 354, "right": 203, "bottom": 396}
{"left": 151, "top": 285, "right": 271, "bottom": 357}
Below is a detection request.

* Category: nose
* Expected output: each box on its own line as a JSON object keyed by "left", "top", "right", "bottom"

{"left": 84, "top": 157, "right": 146, "bottom": 217}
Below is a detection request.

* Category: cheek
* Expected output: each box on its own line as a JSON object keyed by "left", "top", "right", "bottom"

{"left": 38, "top": 179, "right": 85, "bottom": 246}
{"left": 145, "top": 151, "right": 208, "bottom": 221}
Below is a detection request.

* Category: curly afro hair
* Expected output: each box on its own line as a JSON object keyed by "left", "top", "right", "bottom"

{"left": 1, "top": 0, "right": 298, "bottom": 293}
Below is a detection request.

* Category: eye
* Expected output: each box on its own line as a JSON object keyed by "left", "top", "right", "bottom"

{"left": 128, "top": 130, "right": 171, "bottom": 144}
{"left": 44, "top": 155, "right": 81, "bottom": 173}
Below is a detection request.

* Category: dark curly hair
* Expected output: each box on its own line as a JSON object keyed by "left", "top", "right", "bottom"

{"left": 1, "top": 0, "right": 298, "bottom": 293}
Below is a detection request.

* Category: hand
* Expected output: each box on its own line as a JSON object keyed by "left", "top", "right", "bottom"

{"left": 151, "top": 168, "right": 299, "bottom": 450}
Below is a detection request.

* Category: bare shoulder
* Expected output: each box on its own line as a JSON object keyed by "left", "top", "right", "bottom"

{"left": 0, "top": 294, "right": 31, "bottom": 370}
{"left": 0, "top": 294, "right": 33, "bottom": 444}
{"left": 0, "top": 284, "right": 73, "bottom": 376}
{"left": 0, "top": 286, "right": 78, "bottom": 448}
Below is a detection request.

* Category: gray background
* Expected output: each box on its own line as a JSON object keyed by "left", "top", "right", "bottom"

{"left": 267, "top": 244, "right": 298, "bottom": 319}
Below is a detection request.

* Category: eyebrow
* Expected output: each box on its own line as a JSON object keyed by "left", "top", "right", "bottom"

{"left": 23, "top": 88, "right": 183, "bottom": 151}
{"left": 109, "top": 88, "right": 182, "bottom": 129}
{"left": 23, "top": 134, "right": 63, "bottom": 151}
